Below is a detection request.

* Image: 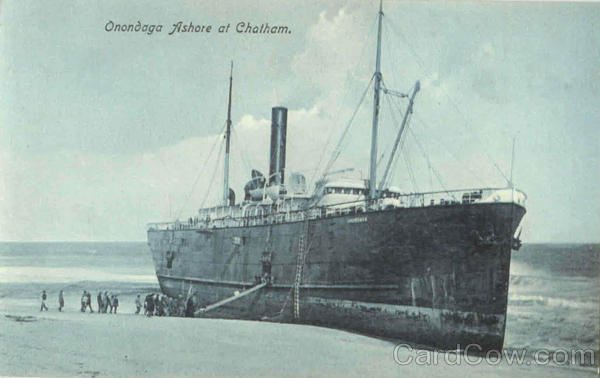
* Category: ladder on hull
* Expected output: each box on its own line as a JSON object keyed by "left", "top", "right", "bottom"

{"left": 293, "top": 218, "right": 311, "bottom": 320}
{"left": 194, "top": 281, "right": 267, "bottom": 316}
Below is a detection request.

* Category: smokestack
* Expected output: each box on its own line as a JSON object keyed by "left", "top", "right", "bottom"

{"left": 269, "top": 107, "right": 287, "bottom": 185}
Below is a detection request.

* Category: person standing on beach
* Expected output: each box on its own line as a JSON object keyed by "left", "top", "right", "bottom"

{"left": 58, "top": 290, "right": 64, "bottom": 312}
{"left": 185, "top": 295, "right": 195, "bottom": 317}
{"left": 81, "top": 291, "right": 87, "bottom": 312}
{"left": 156, "top": 295, "right": 165, "bottom": 316}
{"left": 152, "top": 294, "right": 160, "bottom": 316}
{"left": 106, "top": 293, "right": 113, "bottom": 313}
{"left": 160, "top": 295, "right": 170, "bottom": 316}
{"left": 145, "top": 294, "right": 154, "bottom": 317}
{"left": 85, "top": 291, "right": 93, "bottom": 313}
{"left": 97, "top": 291, "right": 103, "bottom": 313}
{"left": 102, "top": 291, "right": 110, "bottom": 313}
{"left": 40, "top": 290, "right": 48, "bottom": 311}
{"left": 175, "top": 295, "right": 184, "bottom": 317}
{"left": 135, "top": 295, "right": 142, "bottom": 314}
{"left": 155, "top": 294, "right": 162, "bottom": 316}
{"left": 112, "top": 295, "right": 119, "bottom": 314}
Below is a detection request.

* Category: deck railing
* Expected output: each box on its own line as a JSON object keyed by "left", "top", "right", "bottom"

{"left": 147, "top": 187, "right": 525, "bottom": 231}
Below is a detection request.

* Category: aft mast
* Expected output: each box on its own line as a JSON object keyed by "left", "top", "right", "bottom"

{"left": 368, "top": 0, "right": 384, "bottom": 199}
{"left": 223, "top": 61, "right": 233, "bottom": 206}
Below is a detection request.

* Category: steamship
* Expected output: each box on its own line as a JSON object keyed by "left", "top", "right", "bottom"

{"left": 147, "top": 2, "right": 526, "bottom": 352}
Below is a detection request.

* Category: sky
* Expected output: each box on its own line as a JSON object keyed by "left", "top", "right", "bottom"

{"left": 0, "top": 0, "right": 598, "bottom": 242}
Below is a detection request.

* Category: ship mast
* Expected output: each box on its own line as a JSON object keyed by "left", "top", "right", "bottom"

{"left": 368, "top": 0, "right": 384, "bottom": 199}
{"left": 223, "top": 61, "right": 233, "bottom": 206}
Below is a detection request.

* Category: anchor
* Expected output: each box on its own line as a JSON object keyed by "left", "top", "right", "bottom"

{"left": 511, "top": 228, "right": 523, "bottom": 251}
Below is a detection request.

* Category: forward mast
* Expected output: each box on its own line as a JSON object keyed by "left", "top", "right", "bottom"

{"left": 223, "top": 61, "right": 233, "bottom": 206}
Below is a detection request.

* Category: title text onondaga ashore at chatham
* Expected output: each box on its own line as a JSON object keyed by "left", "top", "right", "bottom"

{"left": 104, "top": 21, "right": 292, "bottom": 35}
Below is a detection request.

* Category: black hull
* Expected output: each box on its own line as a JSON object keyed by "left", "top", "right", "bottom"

{"left": 148, "top": 202, "right": 525, "bottom": 351}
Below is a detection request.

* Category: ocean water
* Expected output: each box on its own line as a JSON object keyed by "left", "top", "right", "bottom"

{"left": 504, "top": 243, "right": 599, "bottom": 365}
{"left": 0, "top": 242, "right": 597, "bottom": 366}
{"left": 0, "top": 242, "right": 159, "bottom": 315}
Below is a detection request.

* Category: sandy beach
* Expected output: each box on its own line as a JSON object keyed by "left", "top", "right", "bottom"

{"left": 1, "top": 295, "right": 596, "bottom": 377}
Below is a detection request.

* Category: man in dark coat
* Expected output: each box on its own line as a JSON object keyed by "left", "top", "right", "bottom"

{"left": 112, "top": 295, "right": 119, "bottom": 314}
{"left": 102, "top": 291, "right": 110, "bottom": 313}
{"left": 97, "top": 292, "right": 103, "bottom": 313}
{"left": 185, "top": 295, "right": 195, "bottom": 317}
{"left": 58, "top": 290, "right": 64, "bottom": 312}
{"left": 145, "top": 294, "right": 154, "bottom": 317}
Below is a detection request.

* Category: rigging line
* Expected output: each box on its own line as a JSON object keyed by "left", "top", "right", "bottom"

{"left": 378, "top": 94, "right": 401, "bottom": 179}
{"left": 317, "top": 74, "right": 375, "bottom": 182}
{"left": 386, "top": 92, "right": 445, "bottom": 194}
{"left": 231, "top": 139, "right": 251, "bottom": 187}
{"left": 407, "top": 128, "right": 453, "bottom": 197}
{"left": 318, "top": 74, "right": 374, "bottom": 179}
{"left": 401, "top": 148, "right": 419, "bottom": 193}
{"left": 175, "top": 122, "right": 227, "bottom": 220}
{"left": 384, "top": 17, "right": 426, "bottom": 69}
{"left": 199, "top": 138, "right": 225, "bottom": 209}
{"left": 310, "top": 13, "right": 380, "bottom": 188}
{"left": 380, "top": 21, "right": 410, "bottom": 92}
{"left": 383, "top": 95, "right": 404, "bottom": 186}
{"left": 409, "top": 126, "right": 434, "bottom": 191}
{"left": 440, "top": 88, "right": 510, "bottom": 184}
{"left": 382, "top": 92, "right": 412, "bottom": 188}
{"left": 231, "top": 127, "right": 252, "bottom": 172}
{"left": 388, "top": 111, "right": 413, "bottom": 188}
{"left": 375, "top": 94, "right": 391, "bottom": 166}
{"left": 427, "top": 155, "right": 434, "bottom": 192}
{"left": 385, "top": 17, "right": 509, "bottom": 184}
{"left": 412, "top": 113, "right": 487, "bottom": 187}
{"left": 400, "top": 113, "right": 436, "bottom": 193}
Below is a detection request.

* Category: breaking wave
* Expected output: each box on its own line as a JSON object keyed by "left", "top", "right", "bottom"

{"left": 0, "top": 266, "right": 157, "bottom": 284}
{"left": 508, "top": 293, "right": 596, "bottom": 310}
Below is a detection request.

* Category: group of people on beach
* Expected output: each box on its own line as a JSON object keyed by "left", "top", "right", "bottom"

{"left": 80, "top": 291, "right": 119, "bottom": 314}
{"left": 40, "top": 290, "right": 195, "bottom": 318}
{"left": 39, "top": 289, "right": 118, "bottom": 313}
{"left": 40, "top": 290, "right": 63, "bottom": 312}
{"left": 138, "top": 293, "right": 194, "bottom": 317}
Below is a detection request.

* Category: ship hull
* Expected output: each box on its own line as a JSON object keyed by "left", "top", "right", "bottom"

{"left": 148, "top": 202, "right": 525, "bottom": 352}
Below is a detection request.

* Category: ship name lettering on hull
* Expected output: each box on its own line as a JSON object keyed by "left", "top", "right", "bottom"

{"left": 347, "top": 216, "right": 368, "bottom": 224}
